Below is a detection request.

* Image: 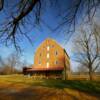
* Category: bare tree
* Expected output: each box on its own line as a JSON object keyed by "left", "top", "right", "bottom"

{"left": 6, "top": 52, "right": 21, "bottom": 73}
{"left": 0, "top": 0, "right": 40, "bottom": 51}
{"left": 0, "top": 0, "right": 100, "bottom": 50}
{"left": 0, "top": 52, "right": 21, "bottom": 74}
{"left": 74, "top": 25, "right": 100, "bottom": 80}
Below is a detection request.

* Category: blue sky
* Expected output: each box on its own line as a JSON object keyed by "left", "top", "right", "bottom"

{"left": 0, "top": 26, "right": 78, "bottom": 71}
{"left": 0, "top": 0, "right": 99, "bottom": 71}
{"left": 0, "top": 0, "right": 87, "bottom": 69}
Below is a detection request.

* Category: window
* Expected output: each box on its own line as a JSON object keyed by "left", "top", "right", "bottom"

{"left": 43, "top": 46, "right": 45, "bottom": 49}
{"left": 55, "top": 51, "right": 58, "bottom": 55}
{"left": 47, "top": 62, "right": 49, "bottom": 68}
{"left": 52, "top": 45, "right": 54, "bottom": 48}
{"left": 39, "top": 61, "right": 41, "bottom": 65}
{"left": 47, "top": 53, "right": 49, "bottom": 58}
{"left": 55, "top": 60, "right": 58, "bottom": 64}
{"left": 47, "top": 46, "right": 50, "bottom": 51}
{"left": 40, "top": 53, "right": 41, "bottom": 57}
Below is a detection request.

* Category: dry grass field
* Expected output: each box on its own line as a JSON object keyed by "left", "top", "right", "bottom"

{"left": 0, "top": 75, "right": 100, "bottom": 100}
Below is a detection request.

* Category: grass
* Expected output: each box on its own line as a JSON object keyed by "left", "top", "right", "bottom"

{"left": 0, "top": 75, "right": 100, "bottom": 100}
{"left": 0, "top": 75, "right": 100, "bottom": 93}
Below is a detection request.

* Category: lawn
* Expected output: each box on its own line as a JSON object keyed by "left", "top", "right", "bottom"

{"left": 0, "top": 75, "right": 100, "bottom": 100}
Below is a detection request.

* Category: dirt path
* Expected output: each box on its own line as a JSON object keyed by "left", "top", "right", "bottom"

{"left": 0, "top": 83, "right": 99, "bottom": 100}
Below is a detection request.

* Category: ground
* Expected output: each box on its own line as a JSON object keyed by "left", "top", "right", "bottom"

{"left": 0, "top": 75, "right": 100, "bottom": 100}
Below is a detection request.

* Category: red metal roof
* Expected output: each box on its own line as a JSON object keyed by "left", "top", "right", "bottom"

{"left": 26, "top": 66, "right": 64, "bottom": 71}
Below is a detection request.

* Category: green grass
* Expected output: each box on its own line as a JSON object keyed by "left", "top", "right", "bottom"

{"left": 36, "top": 79, "right": 100, "bottom": 95}
{"left": 0, "top": 75, "right": 100, "bottom": 96}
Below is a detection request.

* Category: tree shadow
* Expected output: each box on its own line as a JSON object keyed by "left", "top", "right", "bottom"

{"left": 0, "top": 79, "right": 100, "bottom": 100}
{"left": 0, "top": 85, "right": 77, "bottom": 100}
{"left": 37, "top": 79, "right": 100, "bottom": 97}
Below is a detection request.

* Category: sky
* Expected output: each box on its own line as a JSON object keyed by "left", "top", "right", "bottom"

{"left": 0, "top": 0, "right": 100, "bottom": 71}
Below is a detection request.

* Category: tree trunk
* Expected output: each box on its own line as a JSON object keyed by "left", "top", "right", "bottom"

{"left": 89, "top": 68, "right": 93, "bottom": 80}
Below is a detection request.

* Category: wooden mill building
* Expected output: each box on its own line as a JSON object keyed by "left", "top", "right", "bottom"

{"left": 23, "top": 38, "right": 70, "bottom": 79}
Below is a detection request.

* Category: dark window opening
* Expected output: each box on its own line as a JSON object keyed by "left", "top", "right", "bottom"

{"left": 39, "top": 61, "right": 41, "bottom": 64}
{"left": 52, "top": 45, "right": 54, "bottom": 48}
{"left": 40, "top": 53, "right": 41, "bottom": 57}
{"left": 55, "top": 51, "right": 58, "bottom": 55}
{"left": 55, "top": 60, "right": 58, "bottom": 64}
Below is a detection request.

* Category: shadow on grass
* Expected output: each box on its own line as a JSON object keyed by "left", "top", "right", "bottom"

{"left": 0, "top": 77, "right": 100, "bottom": 99}
{"left": 0, "top": 85, "right": 77, "bottom": 100}
{"left": 29, "top": 79, "right": 100, "bottom": 97}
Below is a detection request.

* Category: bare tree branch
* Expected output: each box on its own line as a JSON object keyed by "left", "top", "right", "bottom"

{"left": 0, "top": 0, "right": 4, "bottom": 11}
{"left": 0, "top": 0, "right": 100, "bottom": 51}
{"left": 73, "top": 24, "right": 100, "bottom": 80}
